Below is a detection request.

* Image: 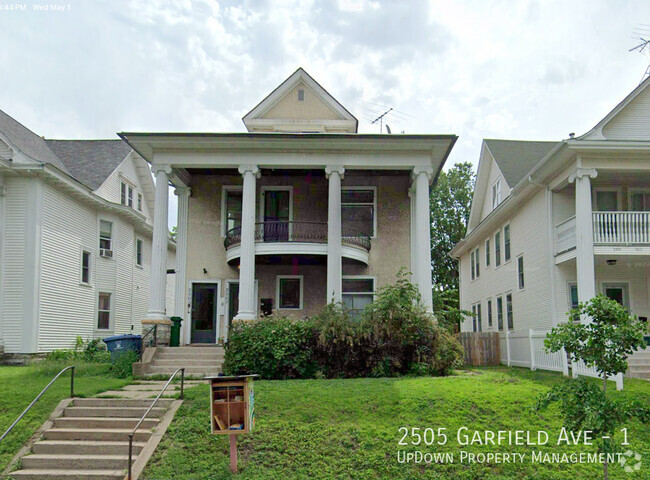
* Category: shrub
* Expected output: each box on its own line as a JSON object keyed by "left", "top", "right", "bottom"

{"left": 110, "top": 350, "right": 139, "bottom": 379}
{"left": 46, "top": 337, "right": 110, "bottom": 364}
{"left": 223, "top": 315, "right": 318, "bottom": 380}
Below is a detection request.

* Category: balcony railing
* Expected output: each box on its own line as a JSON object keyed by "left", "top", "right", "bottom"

{"left": 224, "top": 221, "right": 371, "bottom": 252}
{"left": 593, "top": 211, "right": 650, "bottom": 245}
{"left": 555, "top": 212, "right": 650, "bottom": 254}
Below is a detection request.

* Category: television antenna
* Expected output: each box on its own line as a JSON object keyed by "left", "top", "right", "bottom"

{"left": 370, "top": 107, "right": 393, "bottom": 133}
{"left": 630, "top": 24, "right": 650, "bottom": 82}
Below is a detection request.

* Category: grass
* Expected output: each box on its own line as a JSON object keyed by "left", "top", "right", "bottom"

{"left": 0, "top": 360, "right": 131, "bottom": 470}
{"left": 143, "top": 367, "right": 649, "bottom": 480}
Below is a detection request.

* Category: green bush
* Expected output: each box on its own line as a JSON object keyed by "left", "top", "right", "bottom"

{"left": 223, "top": 315, "right": 318, "bottom": 380}
{"left": 110, "top": 350, "right": 139, "bottom": 379}
{"left": 225, "top": 273, "right": 463, "bottom": 380}
{"left": 46, "top": 337, "right": 110, "bottom": 364}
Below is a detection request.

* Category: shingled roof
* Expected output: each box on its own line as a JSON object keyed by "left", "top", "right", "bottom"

{"left": 484, "top": 139, "right": 558, "bottom": 187}
{"left": 0, "top": 109, "right": 71, "bottom": 174}
{"left": 46, "top": 139, "right": 132, "bottom": 190}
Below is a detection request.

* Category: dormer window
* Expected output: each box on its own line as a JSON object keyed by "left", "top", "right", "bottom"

{"left": 491, "top": 179, "right": 502, "bottom": 210}
{"left": 121, "top": 181, "right": 134, "bottom": 208}
{"left": 298, "top": 89, "right": 305, "bottom": 101}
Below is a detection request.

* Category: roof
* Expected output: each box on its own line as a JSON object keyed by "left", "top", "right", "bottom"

{"left": 46, "top": 139, "right": 132, "bottom": 190}
{"left": 484, "top": 139, "right": 559, "bottom": 187}
{"left": 0, "top": 109, "right": 71, "bottom": 174}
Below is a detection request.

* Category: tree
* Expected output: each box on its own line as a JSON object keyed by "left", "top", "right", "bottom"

{"left": 537, "top": 295, "right": 649, "bottom": 480}
{"left": 429, "top": 162, "right": 475, "bottom": 291}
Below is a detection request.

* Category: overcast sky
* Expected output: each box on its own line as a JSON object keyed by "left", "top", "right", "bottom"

{"left": 1, "top": 0, "right": 650, "bottom": 227}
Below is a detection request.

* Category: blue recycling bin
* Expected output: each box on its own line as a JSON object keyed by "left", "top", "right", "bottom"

{"left": 103, "top": 334, "right": 142, "bottom": 361}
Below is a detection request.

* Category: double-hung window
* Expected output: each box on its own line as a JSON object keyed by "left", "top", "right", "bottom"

{"left": 476, "top": 303, "right": 482, "bottom": 332}
{"left": 474, "top": 247, "right": 480, "bottom": 278}
{"left": 485, "top": 239, "right": 490, "bottom": 267}
{"left": 99, "top": 220, "right": 113, "bottom": 257}
{"left": 81, "top": 250, "right": 91, "bottom": 285}
{"left": 120, "top": 182, "right": 134, "bottom": 207}
{"left": 487, "top": 299, "right": 493, "bottom": 328}
{"left": 97, "top": 293, "right": 111, "bottom": 330}
{"left": 506, "top": 293, "right": 513, "bottom": 330}
{"left": 471, "top": 304, "right": 477, "bottom": 332}
{"left": 504, "top": 224, "right": 511, "bottom": 262}
{"left": 137, "top": 193, "right": 143, "bottom": 211}
{"left": 495, "top": 231, "right": 501, "bottom": 267}
{"left": 568, "top": 283, "right": 579, "bottom": 311}
{"left": 491, "top": 179, "right": 502, "bottom": 210}
{"left": 517, "top": 255, "right": 524, "bottom": 290}
{"left": 277, "top": 276, "right": 303, "bottom": 310}
{"left": 222, "top": 187, "right": 243, "bottom": 236}
{"left": 342, "top": 277, "right": 374, "bottom": 319}
{"left": 630, "top": 190, "right": 650, "bottom": 211}
{"left": 470, "top": 250, "right": 476, "bottom": 280}
{"left": 497, "top": 296, "right": 504, "bottom": 331}
{"left": 341, "top": 188, "right": 375, "bottom": 238}
{"left": 135, "top": 239, "right": 143, "bottom": 267}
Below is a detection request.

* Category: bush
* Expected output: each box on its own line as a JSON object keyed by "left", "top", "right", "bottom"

{"left": 225, "top": 273, "right": 463, "bottom": 380}
{"left": 223, "top": 315, "right": 318, "bottom": 380}
{"left": 110, "top": 350, "right": 139, "bottom": 379}
{"left": 46, "top": 337, "right": 110, "bottom": 364}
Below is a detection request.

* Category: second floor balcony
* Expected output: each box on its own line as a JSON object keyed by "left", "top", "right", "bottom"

{"left": 224, "top": 220, "right": 372, "bottom": 264}
{"left": 555, "top": 211, "right": 650, "bottom": 255}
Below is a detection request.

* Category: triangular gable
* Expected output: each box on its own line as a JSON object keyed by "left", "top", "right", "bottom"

{"left": 243, "top": 68, "right": 358, "bottom": 133}
{"left": 579, "top": 75, "right": 650, "bottom": 140}
{"left": 467, "top": 142, "right": 508, "bottom": 232}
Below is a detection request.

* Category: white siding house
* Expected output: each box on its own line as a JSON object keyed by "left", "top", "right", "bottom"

{"left": 451, "top": 77, "right": 650, "bottom": 379}
{"left": 0, "top": 110, "right": 175, "bottom": 354}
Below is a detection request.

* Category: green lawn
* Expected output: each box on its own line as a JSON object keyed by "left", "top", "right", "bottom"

{"left": 143, "top": 368, "right": 649, "bottom": 480}
{"left": 0, "top": 361, "right": 131, "bottom": 470}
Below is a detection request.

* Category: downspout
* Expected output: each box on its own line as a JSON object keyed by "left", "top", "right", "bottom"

{"left": 529, "top": 175, "right": 558, "bottom": 327}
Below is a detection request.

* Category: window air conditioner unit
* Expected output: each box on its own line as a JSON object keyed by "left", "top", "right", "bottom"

{"left": 100, "top": 248, "right": 113, "bottom": 258}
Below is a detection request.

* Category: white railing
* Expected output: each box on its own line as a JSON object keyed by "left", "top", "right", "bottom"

{"left": 593, "top": 211, "right": 650, "bottom": 245}
{"left": 529, "top": 329, "right": 567, "bottom": 373}
{"left": 555, "top": 216, "right": 576, "bottom": 254}
{"left": 571, "top": 358, "right": 624, "bottom": 391}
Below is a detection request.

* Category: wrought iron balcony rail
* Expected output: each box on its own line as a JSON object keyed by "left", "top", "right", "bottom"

{"left": 224, "top": 221, "right": 371, "bottom": 252}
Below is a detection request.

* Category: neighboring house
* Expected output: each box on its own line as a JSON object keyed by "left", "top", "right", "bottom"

{"left": 120, "top": 68, "right": 457, "bottom": 345}
{"left": 0, "top": 109, "right": 175, "bottom": 354}
{"left": 450, "top": 77, "right": 650, "bottom": 378}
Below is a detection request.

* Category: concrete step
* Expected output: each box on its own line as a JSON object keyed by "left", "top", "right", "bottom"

{"left": 44, "top": 428, "right": 151, "bottom": 442}
{"left": 63, "top": 406, "right": 166, "bottom": 418}
{"left": 53, "top": 416, "right": 158, "bottom": 429}
{"left": 627, "top": 358, "right": 650, "bottom": 366}
{"left": 10, "top": 469, "right": 125, "bottom": 480}
{"left": 32, "top": 440, "right": 145, "bottom": 455}
{"left": 146, "top": 366, "right": 221, "bottom": 376}
{"left": 21, "top": 454, "right": 129, "bottom": 470}
{"left": 73, "top": 398, "right": 174, "bottom": 408}
{"left": 155, "top": 353, "right": 224, "bottom": 361}
{"left": 153, "top": 359, "right": 223, "bottom": 367}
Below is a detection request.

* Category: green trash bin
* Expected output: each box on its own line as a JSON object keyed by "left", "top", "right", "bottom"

{"left": 170, "top": 316, "right": 183, "bottom": 347}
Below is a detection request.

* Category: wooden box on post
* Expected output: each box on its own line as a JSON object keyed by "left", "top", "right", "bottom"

{"left": 207, "top": 375, "right": 258, "bottom": 435}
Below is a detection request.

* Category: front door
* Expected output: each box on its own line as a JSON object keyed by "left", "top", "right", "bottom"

{"left": 263, "top": 190, "right": 290, "bottom": 241}
{"left": 226, "top": 281, "right": 239, "bottom": 341}
{"left": 603, "top": 283, "right": 630, "bottom": 310}
{"left": 191, "top": 283, "right": 219, "bottom": 343}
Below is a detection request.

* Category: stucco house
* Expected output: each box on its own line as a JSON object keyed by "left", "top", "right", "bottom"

{"left": 120, "top": 68, "right": 457, "bottom": 347}
{"left": 0, "top": 109, "right": 175, "bottom": 356}
{"left": 450, "top": 77, "right": 650, "bottom": 379}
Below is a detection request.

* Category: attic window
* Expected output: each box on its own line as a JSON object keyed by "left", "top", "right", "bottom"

{"left": 298, "top": 89, "right": 305, "bottom": 101}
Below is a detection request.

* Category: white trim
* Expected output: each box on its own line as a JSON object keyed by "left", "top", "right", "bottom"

{"left": 494, "top": 229, "right": 502, "bottom": 268}
{"left": 485, "top": 238, "right": 491, "bottom": 268}
{"left": 220, "top": 185, "right": 243, "bottom": 237}
{"left": 341, "top": 275, "right": 376, "bottom": 301}
{"left": 516, "top": 254, "right": 525, "bottom": 291}
{"left": 259, "top": 186, "right": 294, "bottom": 225}
{"left": 593, "top": 186, "right": 622, "bottom": 211}
{"left": 24, "top": 178, "right": 43, "bottom": 353}
{"left": 95, "top": 290, "right": 115, "bottom": 333}
{"left": 341, "top": 186, "right": 377, "bottom": 238}
{"left": 135, "top": 237, "right": 144, "bottom": 268}
{"left": 486, "top": 297, "right": 493, "bottom": 330}
{"left": 505, "top": 291, "right": 514, "bottom": 331}
{"left": 491, "top": 178, "right": 502, "bottom": 210}
{"left": 276, "top": 275, "right": 304, "bottom": 310}
{"left": 503, "top": 223, "right": 512, "bottom": 263}
{"left": 226, "top": 242, "right": 369, "bottom": 265}
{"left": 98, "top": 218, "right": 115, "bottom": 260}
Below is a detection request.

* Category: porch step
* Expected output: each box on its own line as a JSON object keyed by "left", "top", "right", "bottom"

{"left": 20, "top": 454, "right": 129, "bottom": 470}
{"left": 53, "top": 416, "right": 158, "bottom": 429}
{"left": 72, "top": 398, "right": 174, "bottom": 408}
{"left": 63, "top": 406, "right": 167, "bottom": 418}
{"left": 145, "top": 366, "right": 222, "bottom": 377}
{"left": 154, "top": 359, "right": 223, "bottom": 367}
{"left": 44, "top": 428, "right": 151, "bottom": 442}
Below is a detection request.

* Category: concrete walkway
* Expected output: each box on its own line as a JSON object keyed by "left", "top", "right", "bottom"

{"left": 95, "top": 380, "right": 205, "bottom": 400}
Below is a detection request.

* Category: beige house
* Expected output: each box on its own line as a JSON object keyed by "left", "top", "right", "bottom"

{"left": 121, "top": 68, "right": 457, "bottom": 345}
{"left": 451, "top": 77, "right": 650, "bottom": 380}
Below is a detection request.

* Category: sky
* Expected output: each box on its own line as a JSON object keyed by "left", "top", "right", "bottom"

{"left": 1, "top": 0, "right": 650, "bottom": 228}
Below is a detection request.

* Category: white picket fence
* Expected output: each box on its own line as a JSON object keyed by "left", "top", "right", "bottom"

{"left": 503, "top": 329, "right": 624, "bottom": 391}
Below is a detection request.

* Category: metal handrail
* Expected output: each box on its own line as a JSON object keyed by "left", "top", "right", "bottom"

{"left": 0, "top": 365, "right": 75, "bottom": 443}
{"left": 127, "top": 367, "right": 185, "bottom": 480}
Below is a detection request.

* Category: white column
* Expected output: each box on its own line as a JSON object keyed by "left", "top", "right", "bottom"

{"left": 568, "top": 168, "right": 598, "bottom": 311}
{"left": 235, "top": 165, "right": 259, "bottom": 320}
{"left": 413, "top": 167, "right": 434, "bottom": 312}
{"left": 146, "top": 165, "right": 172, "bottom": 321}
{"left": 174, "top": 187, "right": 191, "bottom": 343}
{"left": 325, "top": 166, "right": 345, "bottom": 304}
